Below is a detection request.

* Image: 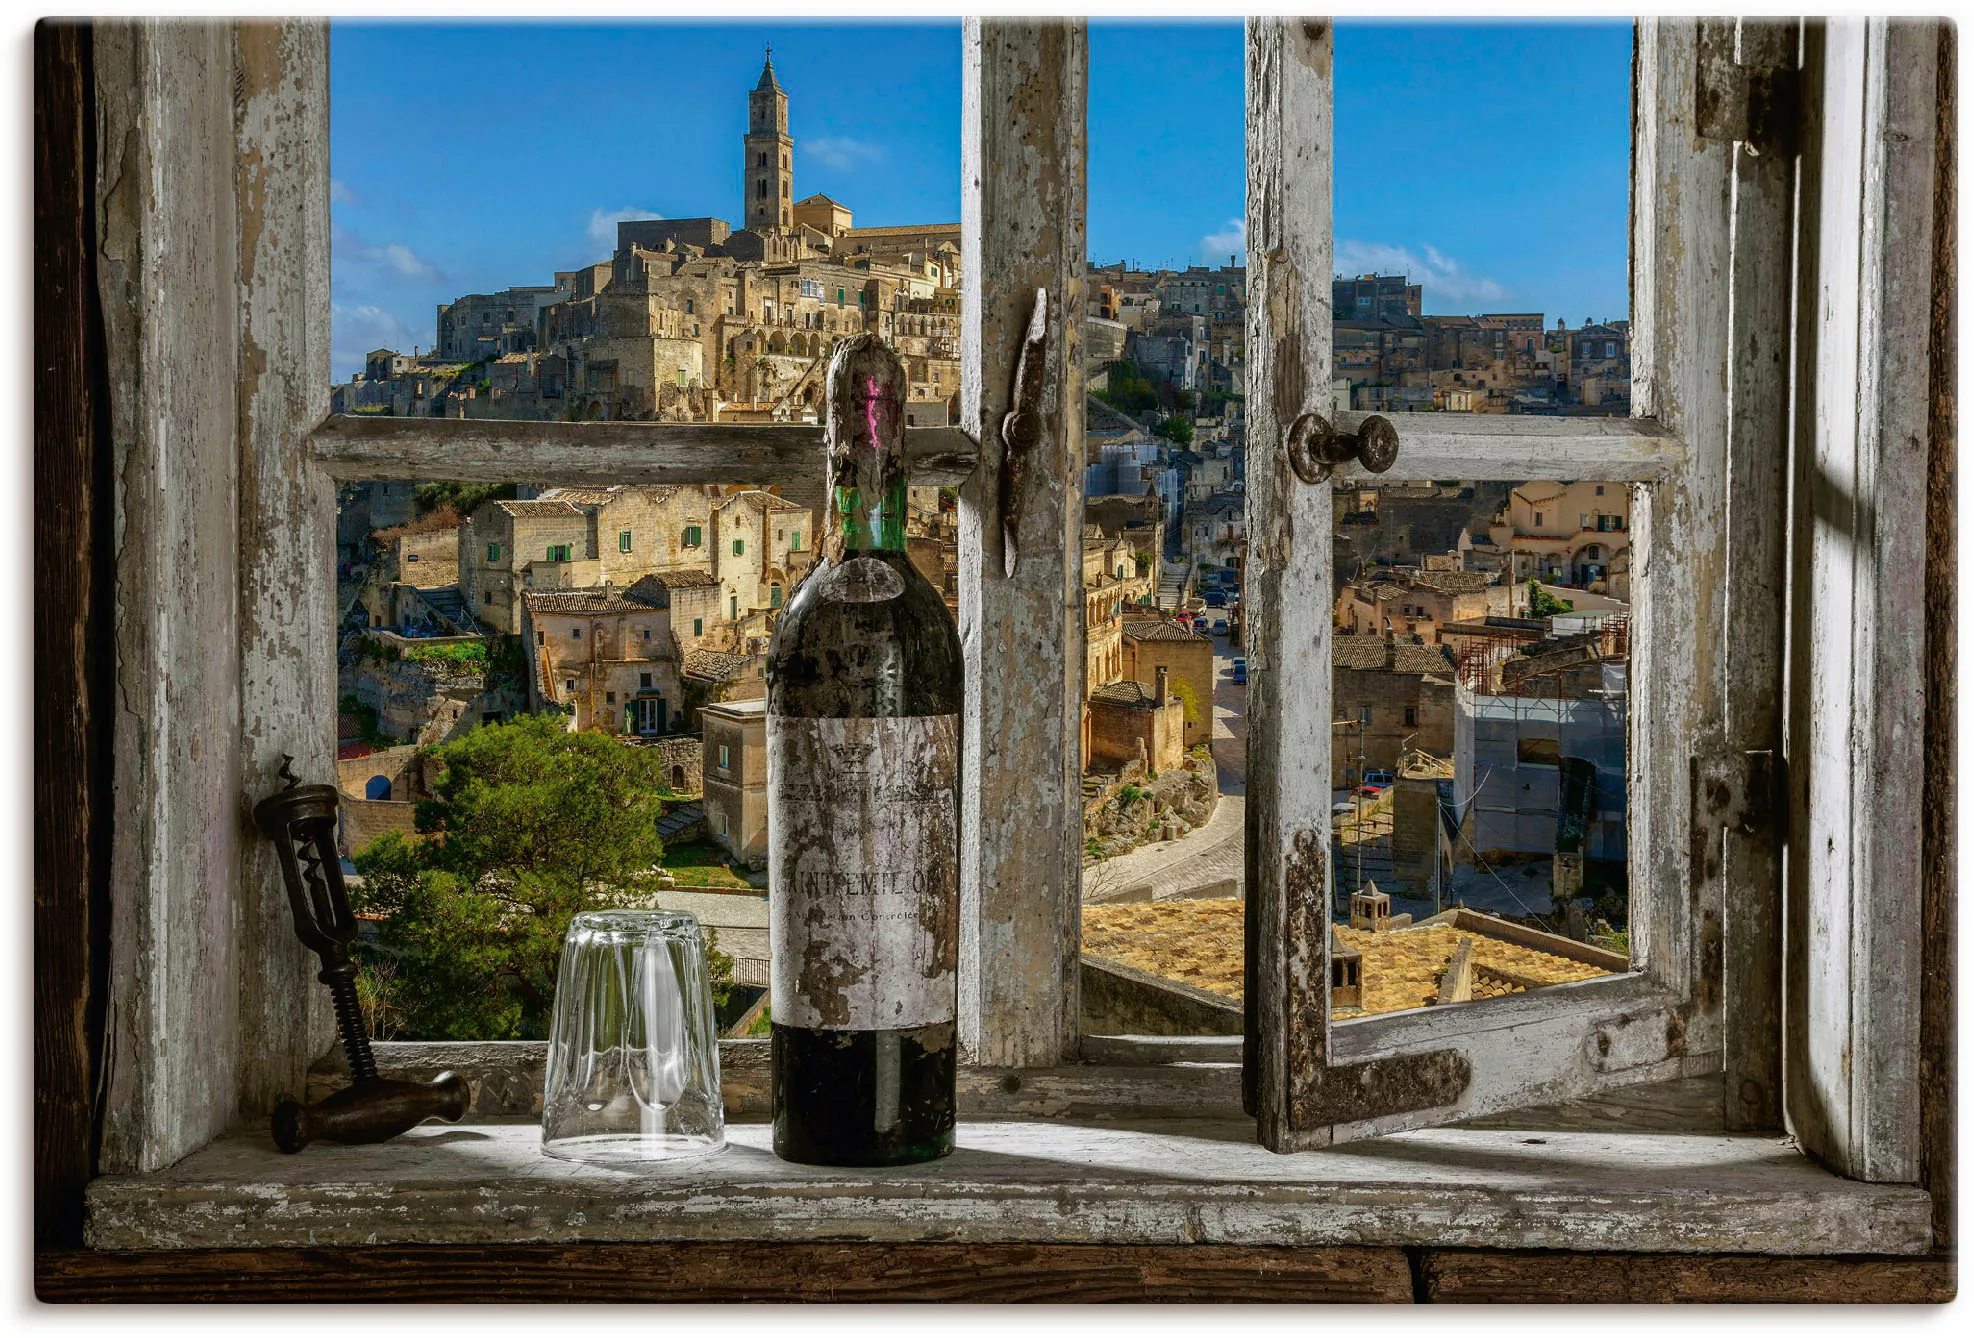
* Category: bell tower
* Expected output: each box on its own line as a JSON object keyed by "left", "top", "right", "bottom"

{"left": 744, "top": 46, "right": 793, "bottom": 233}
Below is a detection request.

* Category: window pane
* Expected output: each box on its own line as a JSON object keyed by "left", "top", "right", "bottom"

{"left": 1332, "top": 21, "right": 1632, "bottom": 418}
{"left": 333, "top": 475, "right": 808, "bottom": 1041}
{"left": 1330, "top": 477, "right": 1635, "bottom": 1017}
{"left": 1078, "top": 20, "right": 1247, "bottom": 1037}
{"left": 328, "top": 21, "right": 961, "bottom": 427}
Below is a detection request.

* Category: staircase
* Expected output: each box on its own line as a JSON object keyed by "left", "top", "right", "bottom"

{"left": 1156, "top": 559, "right": 1188, "bottom": 611}
{"left": 419, "top": 586, "right": 475, "bottom": 634}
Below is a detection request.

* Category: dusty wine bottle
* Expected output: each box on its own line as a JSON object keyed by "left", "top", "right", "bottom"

{"left": 764, "top": 333, "right": 963, "bottom": 1166}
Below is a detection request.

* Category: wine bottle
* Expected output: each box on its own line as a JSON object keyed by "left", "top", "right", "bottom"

{"left": 764, "top": 333, "right": 964, "bottom": 1166}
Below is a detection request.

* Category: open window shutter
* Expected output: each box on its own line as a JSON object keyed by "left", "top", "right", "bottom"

{"left": 1781, "top": 17, "right": 1941, "bottom": 1183}
{"left": 1244, "top": 17, "right": 1766, "bottom": 1151}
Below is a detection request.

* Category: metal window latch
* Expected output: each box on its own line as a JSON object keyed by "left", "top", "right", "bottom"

{"left": 1696, "top": 29, "right": 1799, "bottom": 157}
{"left": 999, "top": 287, "right": 1049, "bottom": 578}
{"left": 1283, "top": 409, "right": 1399, "bottom": 485}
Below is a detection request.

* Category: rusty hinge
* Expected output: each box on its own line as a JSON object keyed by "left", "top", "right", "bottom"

{"left": 1696, "top": 30, "right": 1800, "bottom": 157}
{"left": 1692, "top": 748, "right": 1783, "bottom": 838}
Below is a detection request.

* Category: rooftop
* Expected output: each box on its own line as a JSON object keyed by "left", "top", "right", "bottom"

{"left": 684, "top": 649, "right": 759, "bottom": 683}
{"left": 1090, "top": 680, "right": 1165, "bottom": 708}
{"left": 1123, "top": 619, "right": 1208, "bottom": 644}
{"left": 646, "top": 568, "right": 720, "bottom": 589}
{"left": 522, "top": 581, "right": 669, "bottom": 616}
{"left": 1333, "top": 637, "right": 1455, "bottom": 675}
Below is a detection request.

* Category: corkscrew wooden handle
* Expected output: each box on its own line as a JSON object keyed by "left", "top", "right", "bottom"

{"left": 271, "top": 1073, "right": 471, "bottom": 1153}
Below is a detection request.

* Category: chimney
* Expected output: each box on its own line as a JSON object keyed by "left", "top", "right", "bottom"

{"left": 1155, "top": 666, "right": 1170, "bottom": 706}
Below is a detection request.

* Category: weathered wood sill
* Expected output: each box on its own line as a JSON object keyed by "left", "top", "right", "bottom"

{"left": 85, "top": 1116, "right": 1931, "bottom": 1257}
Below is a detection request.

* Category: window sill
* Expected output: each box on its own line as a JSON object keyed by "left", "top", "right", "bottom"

{"left": 85, "top": 1114, "right": 1930, "bottom": 1257}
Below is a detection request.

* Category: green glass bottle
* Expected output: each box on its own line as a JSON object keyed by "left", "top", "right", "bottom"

{"left": 764, "top": 334, "right": 963, "bottom": 1166}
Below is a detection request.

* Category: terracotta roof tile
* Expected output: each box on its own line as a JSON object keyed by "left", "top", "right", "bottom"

{"left": 1123, "top": 619, "right": 1208, "bottom": 644}
{"left": 1090, "top": 680, "right": 1164, "bottom": 707}
{"left": 684, "top": 649, "right": 758, "bottom": 682}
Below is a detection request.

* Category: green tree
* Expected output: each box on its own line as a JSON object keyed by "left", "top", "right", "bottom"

{"left": 1094, "top": 359, "right": 1159, "bottom": 414}
{"left": 415, "top": 480, "right": 517, "bottom": 518}
{"left": 351, "top": 715, "right": 679, "bottom": 1039}
{"left": 1152, "top": 413, "right": 1194, "bottom": 446}
{"left": 1528, "top": 579, "right": 1575, "bottom": 618}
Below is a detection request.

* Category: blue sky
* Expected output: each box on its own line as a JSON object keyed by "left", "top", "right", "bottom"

{"left": 329, "top": 19, "right": 1631, "bottom": 381}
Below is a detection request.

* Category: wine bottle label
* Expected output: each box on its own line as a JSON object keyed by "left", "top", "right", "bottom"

{"left": 767, "top": 713, "right": 960, "bottom": 1031}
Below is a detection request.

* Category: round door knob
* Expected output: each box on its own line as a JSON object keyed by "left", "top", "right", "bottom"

{"left": 1283, "top": 411, "right": 1401, "bottom": 484}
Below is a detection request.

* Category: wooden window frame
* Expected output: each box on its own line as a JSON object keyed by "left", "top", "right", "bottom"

{"left": 50, "top": 14, "right": 1953, "bottom": 1275}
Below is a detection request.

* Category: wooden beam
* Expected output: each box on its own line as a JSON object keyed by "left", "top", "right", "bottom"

{"left": 1919, "top": 16, "right": 1956, "bottom": 1254}
{"left": 1417, "top": 1251, "right": 1956, "bottom": 1304}
{"left": 94, "top": 18, "right": 251, "bottom": 1175}
{"left": 1630, "top": 18, "right": 1736, "bottom": 1069}
{"left": 1243, "top": 15, "right": 1339, "bottom": 1151}
{"left": 955, "top": 19, "right": 1087, "bottom": 1067}
{"left": 1718, "top": 17, "right": 1798, "bottom": 1132}
{"left": 33, "top": 17, "right": 110, "bottom": 1248}
{"left": 1785, "top": 17, "right": 1936, "bottom": 1183}
{"left": 308, "top": 414, "right": 980, "bottom": 486}
{"left": 1330, "top": 410, "right": 1685, "bottom": 481}
{"left": 231, "top": 18, "right": 336, "bottom": 1134}
{"left": 35, "top": 1244, "right": 1416, "bottom": 1303}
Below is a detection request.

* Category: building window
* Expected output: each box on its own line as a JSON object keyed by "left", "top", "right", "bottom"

{"left": 685, "top": 299, "right": 694, "bottom": 314}
{"left": 640, "top": 672, "right": 652, "bottom": 688}
{"left": 718, "top": 744, "right": 730, "bottom": 770}
{"left": 1533, "top": 512, "right": 1544, "bottom": 528}
{"left": 692, "top": 618, "right": 703, "bottom": 636}
{"left": 769, "top": 584, "right": 782, "bottom": 607}
{"left": 619, "top": 530, "right": 633, "bottom": 552}
{"left": 606, "top": 692, "right": 616, "bottom": 705}
{"left": 684, "top": 525, "right": 703, "bottom": 547}
{"left": 1358, "top": 706, "right": 1372, "bottom": 725}
{"left": 1404, "top": 707, "right": 1417, "bottom": 727}
{"left": 486, "top": 542, "right": 500, "bottom": 562}
{"left": 642, "top": 628, "right": 651, "bottom": 641}
{"left": 790, "top": 530, "right": 801, "bottom": 549}
{"left": 571, "top": 627, "right": 581, "bottom": 639}
{"left": 547, "top": 544, "right": 571, "bottom": 561}
{"left": 733, "top": 538, "right": 745, "bottom": 556}
{"left": 564, "top": 679, "right": 575, "bottom": 693}
{"left": 483, "top": 589, "right": 493, "bottom": 605}
{"left": 729, "top": 596, "right": 738, "bottom": 619}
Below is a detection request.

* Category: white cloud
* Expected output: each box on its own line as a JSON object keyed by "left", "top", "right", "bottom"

{"left": 330, "top": 178, "right": 357, "bottom": 207}
{"left": 589, "top": 206, "right": 665, "bottom": 249}
{"left": 332, "top": 223, "right": 443, "bottom": 285}
{"left": 806, "top": 136, "right": 883, "bottom": 171}
{"left": 1333, "top": 239, "right": 1506, "bottom": 306}
{"left": 1199, "top": 217, "right": 1246, "bottom": 264}
{"left": 331, "top": 302, "right": 420, "bottom": 377}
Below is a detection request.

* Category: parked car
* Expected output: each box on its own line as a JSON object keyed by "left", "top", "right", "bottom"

{"left": 1364, "top": 770, "right": 1395, "bottom": 787}
{"left": 1332, "top": 800, "right": 1358, "bottom": 816}
{"left": 1203, "top": 589, "right": 1227, "bottom": 608}
{"left": 1231, "top": 658, "right": 1247, "bottom": 683}
{"left": 1212, "top": 619, "right": 1230, "bottom": 635}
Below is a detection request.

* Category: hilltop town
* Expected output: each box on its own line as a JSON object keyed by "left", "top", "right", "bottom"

{"left": 333, "top": 51, "right": 1637, "bottom": 1020}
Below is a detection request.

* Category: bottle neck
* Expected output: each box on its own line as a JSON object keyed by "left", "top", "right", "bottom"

{"left": 830, "top": 472, "right": 908, "bottom": 553}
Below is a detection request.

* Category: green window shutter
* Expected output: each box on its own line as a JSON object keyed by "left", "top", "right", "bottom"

{"left": 769, "top": 585, "right": 782, "bottom": 608}
{"left": 486, "top": 543, "right": 500, "bottom": 562}
{"left": 619, "top": 530, "right": 632, "bottom": 552}
{"left": 733, "top": 538, "right": 745, "bottom": 556}
{"left": 790, "top": 531, "right": 801, "bottom": 549}
{"left": 693, "top": 618, "right": 703, "bottom": 636}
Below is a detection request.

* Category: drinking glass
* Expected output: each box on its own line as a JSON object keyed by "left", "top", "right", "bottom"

{"left": 541, "top": 909, "right": 726, "bottom": 1163}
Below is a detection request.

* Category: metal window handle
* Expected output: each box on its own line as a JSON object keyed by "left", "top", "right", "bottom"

{"left": 1283, "top": 410, "right": 1400, "bottom": 484}
{"left": 999, "top": 287, "right": 1049, "bottom": 578}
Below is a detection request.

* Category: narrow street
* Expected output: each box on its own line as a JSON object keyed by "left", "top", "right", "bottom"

{"left": 1082, "top": 625, "right": 1247, "bottom": 903}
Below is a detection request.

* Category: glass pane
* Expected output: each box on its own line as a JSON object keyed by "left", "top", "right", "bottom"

{"left": 1332, "top": 21, "right": 1633, "bottom": 418}
{"left": 1078, "top": 20, "right": 1247, "bottom": 1037}
{"left": 333, "top": 475, "right": 817, "bottom": 1040}
{"left": 1330, "top": 477, "right": 1634, "bottom": 1019}
{"left": 329, "top": 22, "right": 961, "bottom": 425}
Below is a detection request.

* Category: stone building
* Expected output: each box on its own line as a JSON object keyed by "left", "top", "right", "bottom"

{"left": 702, "top": 698, "right": 769, "bottom": 865}
{"left": 1122, "top": 618, "right": 1215, "bottom": 747}
{"left": 1331, "top": 636, "right": 1459, "bottom": 789}
{"left": 1485, "top": 480, "right": 1632, "bottom": 597}
{"left": 520, "top": 576, "right": 685, "bottom": 737}
{"left": 1333, "top": 568, "right": 1504, "bottom": 646}
{"left": 1084, "top": 671, "right": 1187, "bottom": 774}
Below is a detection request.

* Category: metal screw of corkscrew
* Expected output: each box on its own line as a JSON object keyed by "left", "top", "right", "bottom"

{"left": 253, "top": 756, "right": 469, "bottom": 1152}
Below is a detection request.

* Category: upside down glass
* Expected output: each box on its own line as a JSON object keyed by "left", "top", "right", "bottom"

{"left": 541, "top": 910, "right": 727, "bottom": 1163}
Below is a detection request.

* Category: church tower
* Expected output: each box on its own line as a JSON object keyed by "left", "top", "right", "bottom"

{"left": 743, "top": 47, "right": 793, "bottom": 233}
